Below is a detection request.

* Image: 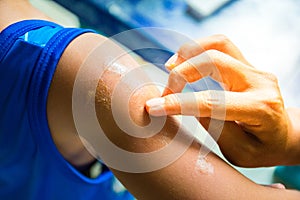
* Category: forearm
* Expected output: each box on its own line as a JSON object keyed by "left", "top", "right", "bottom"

{"left": 96, "top": 57, "right": 300, "bottom": 199}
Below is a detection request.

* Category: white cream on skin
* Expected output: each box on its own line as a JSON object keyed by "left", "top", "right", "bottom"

{"left": 106, "top": 62, "right": 128, "bottom": 75}
{"left": 195, "top": 155, "right": 214, "bottom": 174}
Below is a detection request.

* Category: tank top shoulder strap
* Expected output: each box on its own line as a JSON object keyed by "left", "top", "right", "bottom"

{"left": 0, "top": 20, "right": 61, "bottom": 63}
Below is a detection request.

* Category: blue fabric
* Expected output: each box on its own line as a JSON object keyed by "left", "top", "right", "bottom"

{"left": 0, "top": 20, "right": 133, "bottom": 200}
{"left": 274, "top": 166, "right": 300, "bottom": 190}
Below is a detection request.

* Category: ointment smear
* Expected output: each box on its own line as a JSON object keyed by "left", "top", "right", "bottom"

{"left": 195, "top": 156, "right": 214, "bottom": 174}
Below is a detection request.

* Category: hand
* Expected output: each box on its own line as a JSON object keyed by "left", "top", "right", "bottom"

{"left": 146, "top": 35, "right": 300, "bottom": 167}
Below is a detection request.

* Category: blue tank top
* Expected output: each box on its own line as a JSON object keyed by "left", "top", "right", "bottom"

{"left": 0, "top": 20, "right": 133, "bottom": 200}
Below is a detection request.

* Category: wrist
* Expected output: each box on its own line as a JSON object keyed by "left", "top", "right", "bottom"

{"left": 285, "top": 107, "right": 300, "bottom": 165}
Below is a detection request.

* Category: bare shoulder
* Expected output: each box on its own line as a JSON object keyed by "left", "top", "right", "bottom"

{"left": 0, "top": 0, "right": 51, "bottom": 32}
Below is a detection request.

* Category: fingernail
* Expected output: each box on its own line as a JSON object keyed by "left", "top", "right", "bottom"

{"left": 146, "top": 97, "right": 165, "bottom": 107}
{"left": 165, "top": 53, "right": 178, "bottom": 70}
{"left": 145, "top": 98, "right": 166, "bottom": 116}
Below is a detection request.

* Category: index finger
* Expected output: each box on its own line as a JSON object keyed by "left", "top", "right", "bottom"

{"left": 163, "top": 50, "right": 253, "bottom": 96}
{"left": 165, "top": 35, "right": 251, "bottom": 70}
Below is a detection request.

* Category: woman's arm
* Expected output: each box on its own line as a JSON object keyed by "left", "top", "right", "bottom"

{"left": 47, "top": 33, "right": 300, "bottom": 199}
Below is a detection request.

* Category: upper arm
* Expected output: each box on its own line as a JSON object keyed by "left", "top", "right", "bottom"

{"left": 47, "top": 32, "right": 300, "bottom": 200}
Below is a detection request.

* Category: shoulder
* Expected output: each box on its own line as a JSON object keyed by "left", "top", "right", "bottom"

{"left": 47, "top": 31, "right": 108, "bottom": 168}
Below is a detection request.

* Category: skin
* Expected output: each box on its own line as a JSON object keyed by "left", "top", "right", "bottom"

{"left": 146, "top": 35, "right": 300, "bottom": 167}
{"left": 1, "top": 1, "right": 300, "bottom": 199}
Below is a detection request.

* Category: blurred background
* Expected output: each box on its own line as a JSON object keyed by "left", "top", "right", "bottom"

{"left": 30, "top": 0, "right": 300, "bottom": 188}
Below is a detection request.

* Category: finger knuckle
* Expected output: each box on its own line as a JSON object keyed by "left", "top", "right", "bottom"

{"left": 266, "top": 96, "right": 283, "bottom": 110}
{"left": 212, "top": 34, "right": 232, "bottom": 46}
{"left": 204, "top": 49, "right": 224, "bottom": 67}
{"left": 264, "top": 71, "right": 278, "bottom": 83}
{"left": 169, "top": 69, "right": 186, "bottom": 88}
{"left": 164, "top": 94, "right": 182, "bottom": 114}
{"left": 169, "top": 69, "right": 180, "bottom": 79}
{"left": 258, "top": 94, "right": 284, "bottom": 120}
{"left": 177, "top": 44, "right": 188, "bottom": 56}
{"left": 205, "top": 49, "right": 220, "bottom": 59}
{"left": 197, "top": 91, "right": 213, "bottom": 113}
{"left": 165, "top": 94, "right": 179, "bottom": 107}
{"left": 170, "top": 69, "right": 182, "bottom": 80}
{"left": 178, "top": 42, "right": 199, "bottom": 59}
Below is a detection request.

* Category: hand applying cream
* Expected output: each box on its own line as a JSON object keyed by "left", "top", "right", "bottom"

{"left": 145, "top": 34, "right": 300, "bottom": 168}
